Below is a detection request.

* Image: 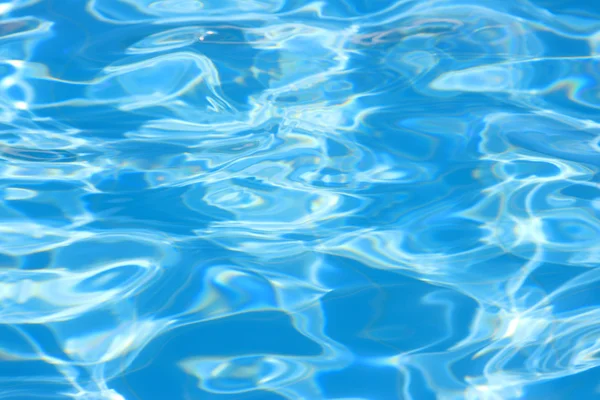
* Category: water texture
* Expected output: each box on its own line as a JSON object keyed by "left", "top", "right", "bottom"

{"left": 1, "top": 0, "right": 600, "bottom": 399}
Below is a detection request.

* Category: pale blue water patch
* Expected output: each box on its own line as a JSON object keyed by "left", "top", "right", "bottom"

{"left": 1, "top": 0, "right": 600, "bottom": 399}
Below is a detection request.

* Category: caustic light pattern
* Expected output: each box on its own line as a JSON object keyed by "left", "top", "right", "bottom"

{"left": 1, "top": 0, "right": 600, "bottom": 399}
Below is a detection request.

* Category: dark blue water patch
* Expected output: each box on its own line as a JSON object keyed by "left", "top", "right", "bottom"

{"left": 0, "top": 253, "right": 18, "bottom": 269}
{"left": 82, "top": 186, "right": 233, "bottom": 231}
{"left": 25, "top": 3, "right": 96, "bottom": 78}
{"left": 0, "top": 325, "right": 42, "bottom": 359}
{"left": 29, "top": 2, "right": 158, "bottom": 77}
{"left": 112, "top": 311, "right": 322, "bottom": 399}
{"left": 368, "top": 125, "right": 440, "bottom": 162}
{"left": 0, "top": 63, "right": 17, "bottom": 79}
{"left": 442, "top": 165, "right": 482, "bottom": 187}
{"left": 7, "top": 200, "right": 66, "bottom": 223}
{"left": 5, "top": 83, "right": 27, "bottom": 104}
{"left": 523, "top": 262, "right": 590, "bottom": 295}
{"left": 23, "top": 78, "right": 88, "bottom": 110}
{"left": 0, "top": 132, "right": 21, "bottom": 145}
{"left": 353, "top": 183, "right": 488, "bottom": 233}
{"left": 109, "top": 359, "right": 192, "bottom": 400}
{"left": 543, "top": 216, "right": 599, "bottom": 244}
{"left": 139, "top": 259, "right": 279, "bottom": 319}
{"left": 535, "top": 31, "right": 591, "bottom": 57}
{"left": 19, "top": 250, "right": 52, "bottom": 270}
{"left": 561, "top": 183, "right": 600, "bottom": 201}
{"left": 322, "top": 273, "right": 478, "bottom": 357}
{"left": 318, "top": 363, "right": 402, "bottom": 400}
{"left": 281, "top": 232, "right": 320, "bottom": 242}
{"left": 194, "top": 391, "right": 287, "bottom": 400}
{"left": 83, "top": 218, "right": 196, "bottom": 236}
{"left": 94, "top": 171, "right": 152, "bottom": 193}
{"left": 318, "top": 256, "right": 395, "bottom": 293}
{"left": 0, "top": 327, "right": 69, "bottom": 388}
{"left": 35, "top": 106, "right": 150, "bottom": 140}
{"left": 110, "top": 141, "right": 191, "bottom": 165}
{"left": 324, "top": 0, "right": 401, "bottom": 15}
{"left": 547, "top": 281, "right": 600, "bottom": 315}
{"left": 133, "top": 311, "right": 322, "bottom": 360}
{"left": 326, "top": 138, "right": 351, "bottom": 158}
{"left": 402, "top": 217, "right": 485, "bottom": 254}
{"left": 113, "top": 369, "right": 286, "bottom": 400}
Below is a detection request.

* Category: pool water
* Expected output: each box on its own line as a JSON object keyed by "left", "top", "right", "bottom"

{"left": 1, "top": 0, "right": 600, "bottom": 399}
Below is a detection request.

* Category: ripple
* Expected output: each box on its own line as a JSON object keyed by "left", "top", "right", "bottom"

{"left": 185, "top": 179, "right": 365, "bottom": 233}
{"left": 3, "top": 0, "right": 600, "bottom": 398}
{"left": 87, "top": 0, "right": 285, "bottom": 23}
{"left": 0, "top": 258, "right": 160, "bottom": 324}
{"left": 180, "top": 355, "right": 311, "bottom": 394}
{"left": 126, "top": 26, "right": 207, "bottom": 54}
{"left": 87, "top": 52, "right": 231, "bottom": 114}
{"left": 0, "top": 17, "right": 52, "bottom": 42}
{"left": 0, "top": 146, "right": 78, "bottom": 162}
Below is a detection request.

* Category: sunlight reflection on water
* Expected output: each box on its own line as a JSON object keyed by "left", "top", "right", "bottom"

{"left": 0, "top": 0, "right": 600, "bottom": 399}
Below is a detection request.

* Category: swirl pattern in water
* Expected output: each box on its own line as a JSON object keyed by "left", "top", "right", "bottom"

{"left": 1, "top": 0, "right": 600, "bottom": 399}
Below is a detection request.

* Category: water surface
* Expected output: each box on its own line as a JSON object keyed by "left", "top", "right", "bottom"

{"left": 1, "top": 0, "right": 600, "bottom": 399}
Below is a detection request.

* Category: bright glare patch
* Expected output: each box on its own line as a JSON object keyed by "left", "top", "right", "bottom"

{"left": 1, "top": 77, "right": 17, "bottom": 89}
{"left": 0, "top": 3, "right": 12, "bottom": 15}
{"left": 6, "top": 60, "right": 25, "bottom": 68}
{"left": 14, "top": 101, "right": 28, "bottom": 110}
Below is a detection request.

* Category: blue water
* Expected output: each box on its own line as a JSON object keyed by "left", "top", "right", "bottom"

{"left": 1, "top": 0, "right": 600, "bottom": 399}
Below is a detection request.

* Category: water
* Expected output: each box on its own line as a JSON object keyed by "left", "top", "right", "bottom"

{"left": 1, "top": 0, "right": 600, "bottom": 399}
